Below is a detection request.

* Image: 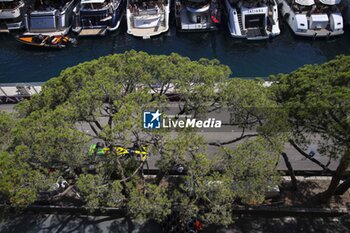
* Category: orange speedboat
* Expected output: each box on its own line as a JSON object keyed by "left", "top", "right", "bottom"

{"left": 16, "top": 34, "right": 76, "bottom": 48}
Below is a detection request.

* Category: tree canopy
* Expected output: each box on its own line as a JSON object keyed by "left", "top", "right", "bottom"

{"left": 271, "top": 55, "right": 350, "bottom": 200}
{"left": 0, "top": 50, "right": 295, "bottom": 229}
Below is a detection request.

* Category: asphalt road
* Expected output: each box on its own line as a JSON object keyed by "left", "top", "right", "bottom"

{"left": 0, "top": 104, "right": 339, "bottom": 172}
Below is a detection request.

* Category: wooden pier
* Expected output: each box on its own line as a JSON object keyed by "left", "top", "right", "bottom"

{"left": 79, "top": 28, "right": 107, "bottom": 36}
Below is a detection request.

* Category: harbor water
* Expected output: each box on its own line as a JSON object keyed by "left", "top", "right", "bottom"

{"left": 0, "top": 20, "right": 349, "bottom": 83}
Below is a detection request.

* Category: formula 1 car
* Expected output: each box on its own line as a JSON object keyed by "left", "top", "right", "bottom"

{"left": 88, "top": 142, "right": 148, "bottom": 162}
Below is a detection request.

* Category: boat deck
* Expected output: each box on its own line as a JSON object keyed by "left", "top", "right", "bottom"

{"left": 0, "top": 28, "right": 9, "bottom": 33}
{"left": 128, "top": 25, "right": 167, "bottom": 39}
{"left": 246, "top": 28, "right": 268, "bottom": 39}
{"left": 295, "top": 28, "right": 344, "bottom": 37}
{"left": 79, "top": 28, "right": 107, "bottom": 36}
{"left": 177, "top": 9, "right": 213, "bottom": 30}
{"left": 23, "top": 28, "right": 70, "bottom": 36}
{"left": 0, "top": 22, "right": 9, "bottom": 32}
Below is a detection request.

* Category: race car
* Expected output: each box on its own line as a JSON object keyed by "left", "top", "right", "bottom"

{"left": 88, "top": 142, "right": 148, "bottom": 162}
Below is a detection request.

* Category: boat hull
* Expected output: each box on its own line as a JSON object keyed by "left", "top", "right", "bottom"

{"left": 24, "top": 0, "right": 79, "bottom": 36}
{"left": 277, "top": 0, "right": 344, "bottom": 38}
{"left": 0, "top": 1, "right": 25, "bottom": 32}
{"left": 224, "top": 0, "right": 280, "bottom": 40}
{"left": 16, "top": 35, "right": 71, "bottom": 48}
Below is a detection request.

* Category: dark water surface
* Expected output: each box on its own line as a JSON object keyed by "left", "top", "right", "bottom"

{"left": 0, "top": 20, "right": 349, "bottom": 83}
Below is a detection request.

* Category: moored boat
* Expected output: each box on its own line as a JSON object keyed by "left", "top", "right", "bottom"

{"left": 126, "top": 0, "right": 170, "bottom": 39}
{"left": 224, "top": 0, "right": 280, "bottom": 40}
{"left": 24, "top": 0, "right": 79, "bottom": 36}
{"left": 277, "top": 0, "right": 344, "bottom": 38}
{"left": 0, "top": 0, "right": 25, "bottom": 32}
{"left": 16, "top": 34, "right": 76, "bottom": 48}
{"left": 72, "top": 0, "right": 124, "bottom": 36}
{"left": 175, "top": 0, "right": 221, "bottom": 31}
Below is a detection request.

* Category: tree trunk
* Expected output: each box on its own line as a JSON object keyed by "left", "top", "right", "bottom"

{"left": 320, "top": 151, "right": 350, "bottom": 201}
{"left": 115, "top": 157, "right": 130, "bottom": 197}
{"left": 334, "top": 176, "right": 350, "bottom": 195}
{"left": 155, "top": 170, "right": 165, "bottom": 185}
{"left": 281, "top": 152, "right": 298, "bottom": 190}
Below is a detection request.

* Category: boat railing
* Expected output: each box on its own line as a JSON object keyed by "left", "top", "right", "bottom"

{"left": 131, "top": 5, "right": 164, "bottom": 16}
{"left": 32, "top": 0, "right": 76, "bottom": 14}
{"left": 81, "top": 2, "right": 111, "bottom": 11}
{"left": 0, "top": 1, "right": 23, "bottom": 11}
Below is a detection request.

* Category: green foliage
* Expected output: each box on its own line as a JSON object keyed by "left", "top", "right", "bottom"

{"left": 272, "top": 55, "right": 350, "bottom": 198}
{"left": 0, "top": 148, "right": 50, "bottom": 206}
{"left": 156, "top": 132, "right": 205, "bottom": 173}
{"left": 219, "top": 137, "right": 282, "bottom": 205}
{"left": 184, "top": 153, "right": 235, "bottom": 226}
{"left": 272, "top": 55, "right": 350, "bottom": 157}
{"left": 0, "top": 111, "right": 15, "bottom": 151}
{"left": 76, "top": 174, "right": 125, "bottom": 208}
{"left": 1, "top": 51, "right": 288, "bottom": 227}
{"left": 12, "top": 105, "right": 90, "bottom": 172}
{"left": 128, "top": 182, "right": 171, "bottom": 223}
{"left": 218, "top": 78, "right": 289, "bottom": 138}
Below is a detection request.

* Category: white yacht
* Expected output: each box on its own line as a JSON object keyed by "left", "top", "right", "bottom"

{"left": 72, "top": 0, "right": 124, "bottom": 36}
{"left": 24, "top": 0, "right": 79, "bottom": 36}
{"left": 224, "top": 0, "right": 280, "bottom": 40}
{"left": 126, "top": 0, "right": 170, "bottom": 39}
{"left": 277, "top": 0, "right": 344, "bottom": 38}
{"left": 0, "top": 0, "right": 25, "bottom": 32}
{"left": 175, "top": 0, "right": 221, "bottom": 31}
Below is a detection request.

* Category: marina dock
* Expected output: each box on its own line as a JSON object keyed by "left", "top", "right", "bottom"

{"left": 0, "top": 83, "right": 42, "bottom": 104}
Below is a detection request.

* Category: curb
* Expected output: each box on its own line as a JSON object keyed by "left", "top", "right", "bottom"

{"left": 232, "top": 206, "right": 349, "bottom": 217}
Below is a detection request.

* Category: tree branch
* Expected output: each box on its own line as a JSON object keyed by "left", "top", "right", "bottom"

{"left": 88, "top": 122, "right": 99, "bottom": 136}
{"left": 209, "top": 133, "right": 258, "bottom": 146}
{"left": 94, "top": 120, "right": 103, "bottom": 131}
{"left": 289, "top": 139, "right": 334, "bottom": 174}
{"left": 281, "top": 152, "right": 297, "bottom": 190}
{"left": 119, "top": 162, "right": 145, "bottom": 183}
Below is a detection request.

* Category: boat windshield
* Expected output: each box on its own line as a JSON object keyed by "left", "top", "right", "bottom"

{"left": 0, "top": 0, "right": 21, "bottom": 9}
{"left": 129, "top": 0, "right": 167, "bottom": 9}
{"left": 34, "top": 0, "right": 72, "bottom": 11}
{"left": 315, "top": 0, "right": 340, "bottom": 13}
{"left": 81, "top": 1, "right": 110, "bottom": 10}
{"left": 290, "top": 0, "right": 312, "bottom": 13}
{"left": 290, "top": 0, "right": 340, "bottom": 14}
{"left": 184, "top": 0, "right": 210, "bottom": 8}
{"left": 228, "top": 0, "right": 275, "bottom": 8}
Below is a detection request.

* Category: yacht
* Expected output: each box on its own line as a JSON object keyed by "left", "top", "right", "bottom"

{"left": 224, "top": 0, "right": 280, "bottom": 40}
{"left": 126, "top": 0, "right": 170, "bottom": 39}
{"left": 24, "top": 0, "right": 79, "bottom": 35}
{"left": 175, "top": 0, "right": 221, "bottom": 31}
{"left": 277, "top": 0, "right": 344, "bottom": 38}
{"left": 0, "top": 0, "right": 25, "bottom": 32}
{"left": 72, "top": 0, "right": 124, "bottom": 36}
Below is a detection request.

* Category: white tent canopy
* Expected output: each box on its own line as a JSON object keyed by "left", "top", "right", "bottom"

{"left": 295, "top": 0, "right": 315, "bottom": 6}
{"left": 319, "top": 0, "right": 341, "bottom": 5}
